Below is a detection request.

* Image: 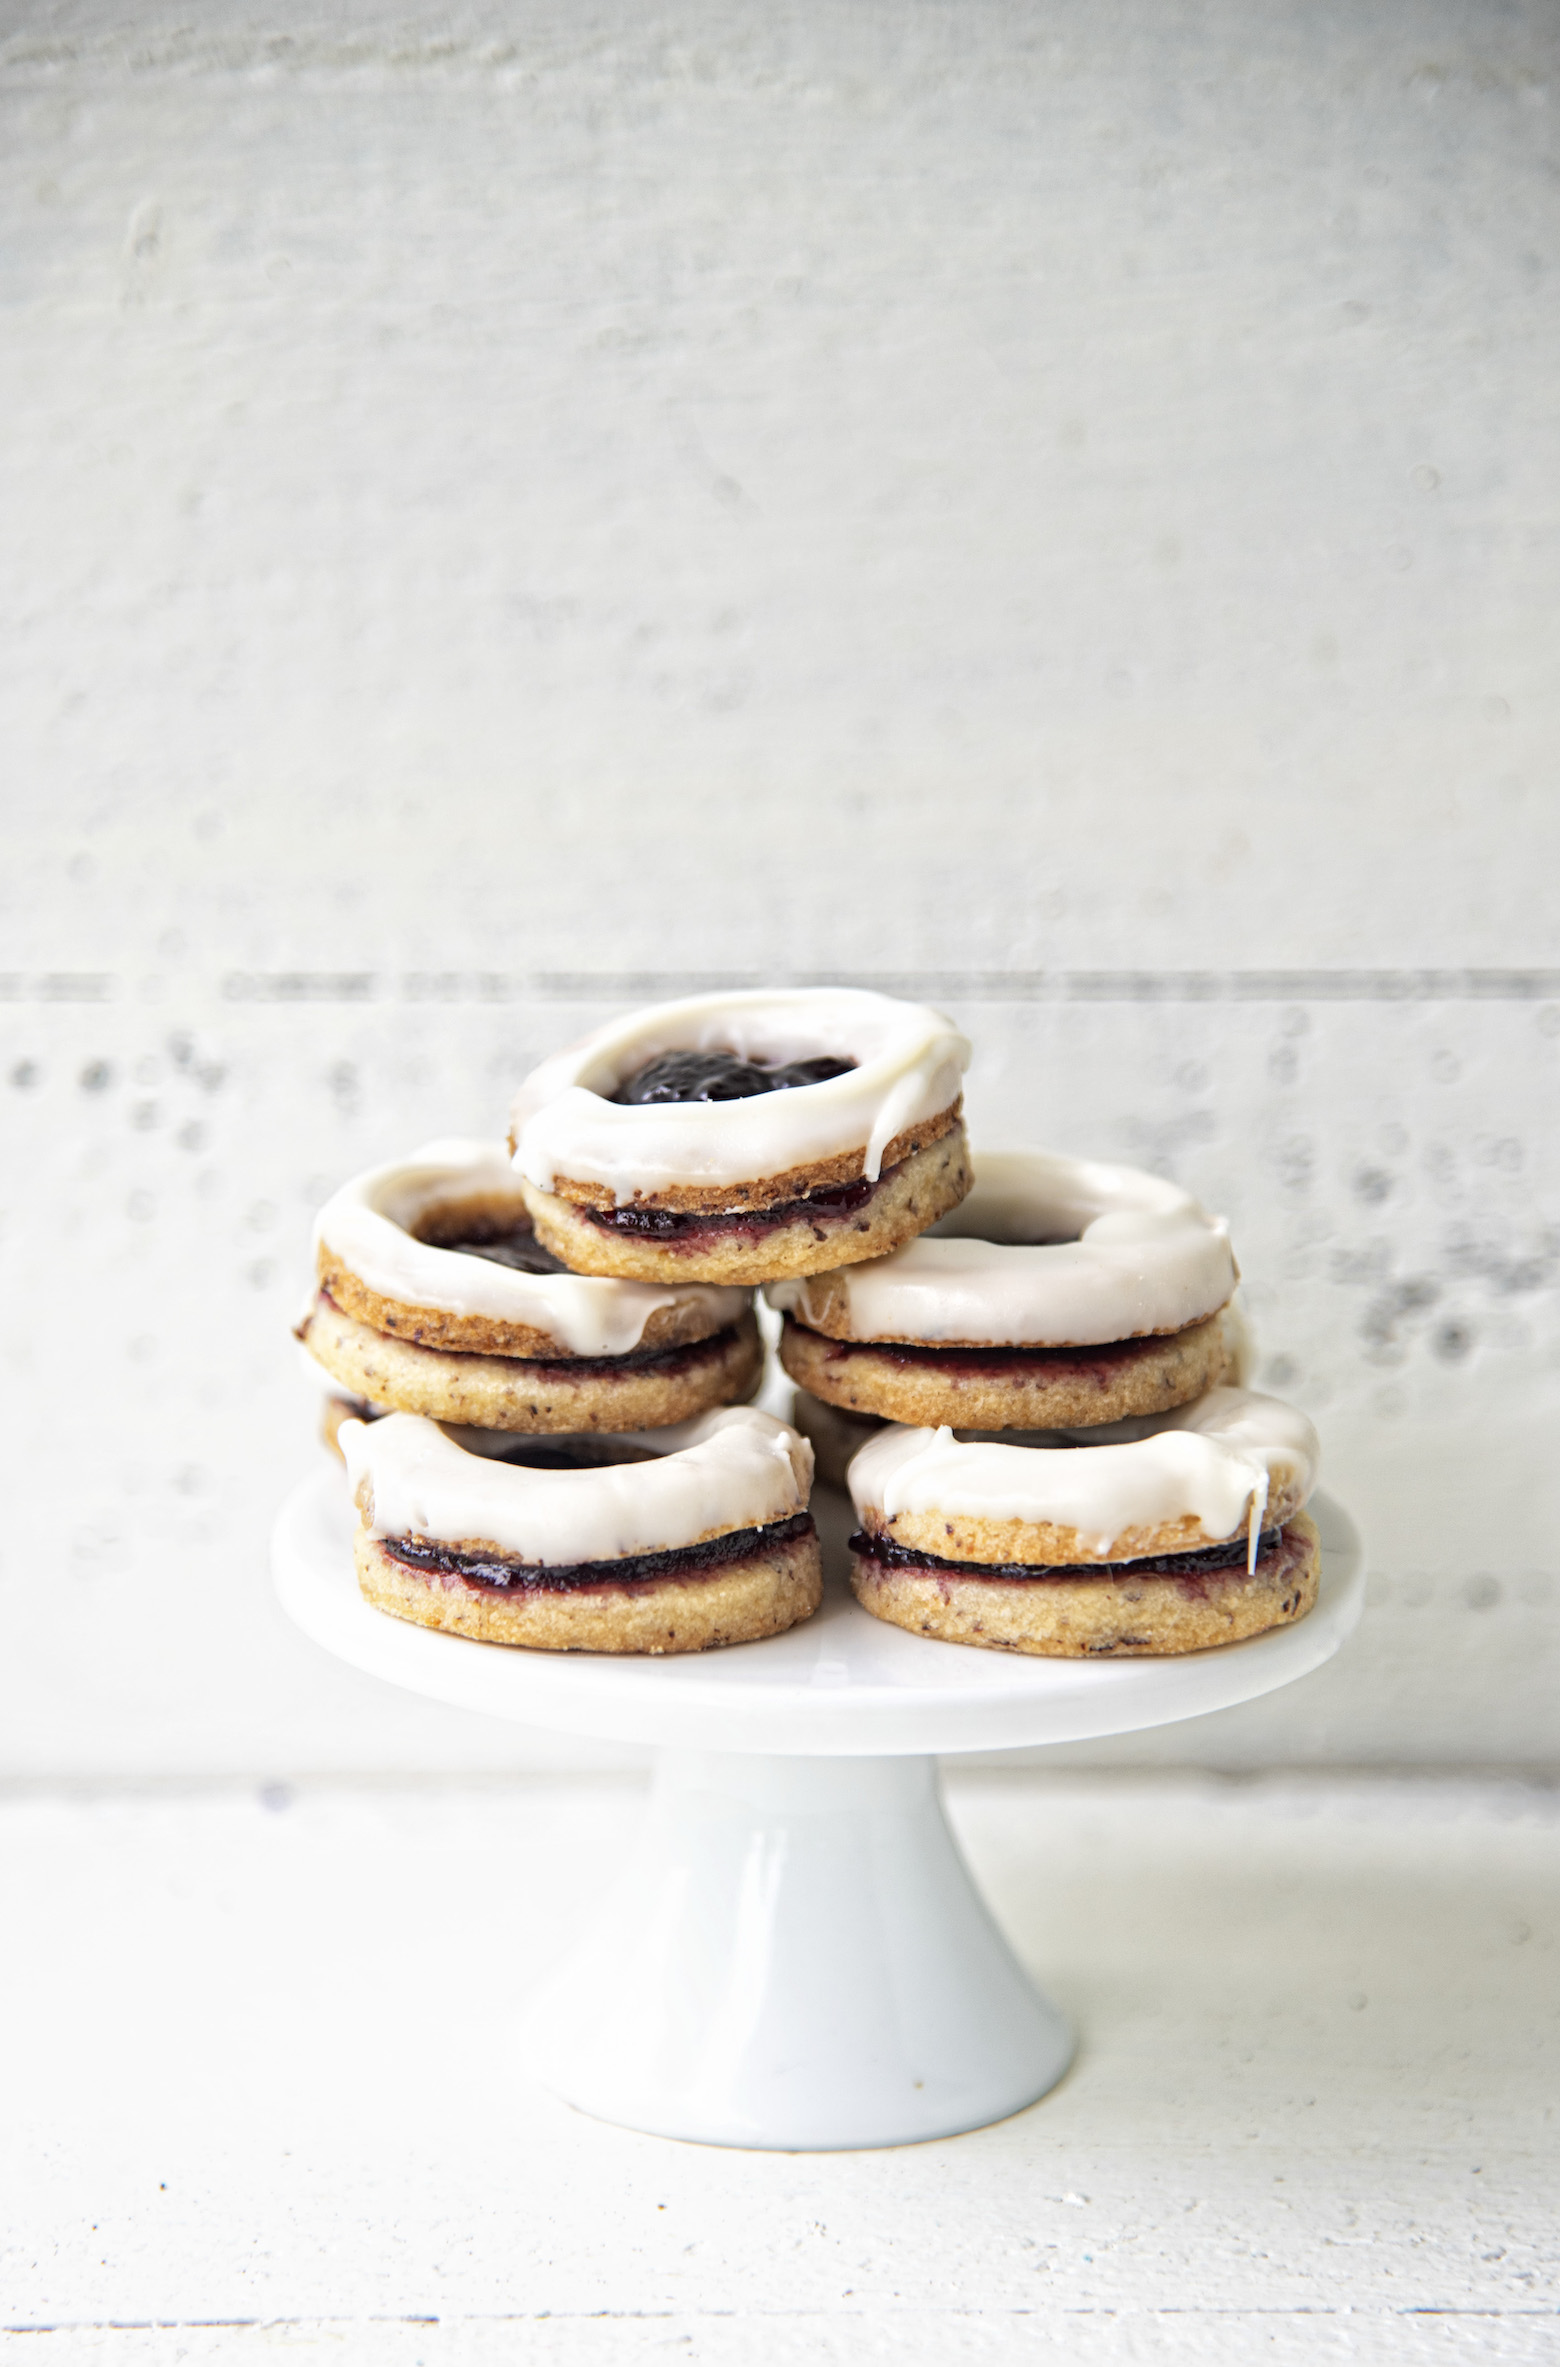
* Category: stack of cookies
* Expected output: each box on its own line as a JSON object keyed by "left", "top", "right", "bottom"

{"left": 296, "top": 986, "right": 1323, "bottom": 1659}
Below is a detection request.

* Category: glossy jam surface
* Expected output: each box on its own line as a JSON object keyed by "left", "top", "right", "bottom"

{"left": 428, "top": 1224, "right": 568, "bottom": 1276}
{"left": 611, "top": 1048, "right": 856, "bottom": 1106}
{"left": 482, "top": 1436, "right": 655, "bottom": 1470}
{"left": 850, "top": 1526, "right": 1285, "bottom": 1584}
{"left": 589, "top": 1175, "right": 878, "bottom": 1242}
{"left": 384, "top": 1509, "right": 816, "bottom": 1594}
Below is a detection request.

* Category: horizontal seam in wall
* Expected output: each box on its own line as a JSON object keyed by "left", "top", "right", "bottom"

{"left": 6, "top": 968, "right": 1560, "bottom": 1006}
{"left": 7, "top": 2308, "right": 1559, "bottom": 2332}
{"left": 157, "top": 967, "right": 1560, "bottom": 1004}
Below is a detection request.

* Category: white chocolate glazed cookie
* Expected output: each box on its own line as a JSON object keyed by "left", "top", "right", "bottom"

{"left": 314, "top": 1139, "right": 747, "bottom": 1357}
{"left": 508, "top": 991, "right": 971, "bottom": 1285}
{"left": 846, "top": 1388, "right": 1322, "bottom": 1657}
{"left": 300, "top": 1140, "right": 762, "bottom": 1432}
{"left": 343, "top": 1406, "right": 821, "bottom": 1654}
{"left": 768, "top": 1148, "right": 1238, "bottom": 1430}
{"left": 511, "top": 990, "right": 970, "bottom": 1208}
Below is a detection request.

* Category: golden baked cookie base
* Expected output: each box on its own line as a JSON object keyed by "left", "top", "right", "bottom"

{"left": 355, "top": 1525, "right": 823, "bottom": 1653}
{"left": 532, "top": 1101, "right": 964, "bottom": 1217}
{"left": 521, "top": 1128, "right": 972, "bottom": 1286}
{"left": 301, "top": 1296, "right": 764, "bottom": 1433}
{"left": 851, "top": 1512, "right": 1320, "bottom": 1658}
{"left": 780, "top": 1310, "right": 1232, "bottom": 1430}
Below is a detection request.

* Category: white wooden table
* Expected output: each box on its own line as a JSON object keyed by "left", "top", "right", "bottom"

{"left": 2, "top": 1772, "right": 1554, "bottom": 2362}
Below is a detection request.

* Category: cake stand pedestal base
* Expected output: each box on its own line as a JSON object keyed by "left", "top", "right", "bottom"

{"left": 527, "top": 1748, "right": 1071, "bottom": 2150}
{"left": 273, "top": 1468, "right": 1363, "bottom": 2152}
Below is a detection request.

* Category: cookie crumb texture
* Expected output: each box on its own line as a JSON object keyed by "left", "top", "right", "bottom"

{"left": 523, "top": 1128, "right": 972, "bottom": 1284}
{"left": 301, "top": 1298, "right": 763, "bottom": 1432}
{"left": 780, "top": 1309, "right": 1233, "bottom": 1430}
{"left": 850, "top": 1513, "right": 1321, "bottom": 1656}
{"left": 354, "top": 1524, "right": 823, "bottom": 1653}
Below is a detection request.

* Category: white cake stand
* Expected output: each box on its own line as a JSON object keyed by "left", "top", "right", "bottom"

{"left": 273, "top": 1471, "right": 1363, "bottom": 2152}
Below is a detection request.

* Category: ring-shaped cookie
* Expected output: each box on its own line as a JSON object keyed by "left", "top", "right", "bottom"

{"left": 769, "top": 1150, "right": 1239, "bottom": 1429}
{"left": 300, "top": 1140, "right": 760, "bottom": 1432}
{"left": 313, "top": 1139, "right": 749, "bottom": 1355}
{"left": 773, "top": 1150, "right": 1237, "bottom": 1346}
{"left": 509, "top": 989, "right": 972, "bottom": 1285}
{"left": 343, "top": 1404, "right": 821, "bottom": 1654}
{"left": 846, "top": 1388, "right": 1322, "bottom": 1657}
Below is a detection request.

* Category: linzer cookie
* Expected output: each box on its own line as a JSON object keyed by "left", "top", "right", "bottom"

{"left": 846, "top": 1387, "right": 1321, "bottom": 1657}
{"left": 342, "top": 1404, "right": 822, "bottom": 1653}
{"left": 508, "top": 989, "right": 971, "bottom": 1285}
{"left": 770, "top": 1150, "right": 1238, "bottom": 1431}
{"left": 297, "top": 1139, "right": 761, "bottom": 1432}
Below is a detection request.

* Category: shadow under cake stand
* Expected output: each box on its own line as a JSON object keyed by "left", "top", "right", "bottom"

{"left": 273, "top": 1471, "right": 1364, "bottom": 2152}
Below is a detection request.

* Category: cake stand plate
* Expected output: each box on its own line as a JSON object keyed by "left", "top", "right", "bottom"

{"left": 273, "top": 1472, "right": 1363, "bottom": 2150}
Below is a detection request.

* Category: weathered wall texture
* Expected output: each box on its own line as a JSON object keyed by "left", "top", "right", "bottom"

{"left": 2, "top": 0, "right": 1556, "bottom": 1773}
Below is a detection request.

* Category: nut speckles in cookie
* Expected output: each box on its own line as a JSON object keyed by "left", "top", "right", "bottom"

{"left": 510, "top": 989, "right": 970, "bottom": 1207}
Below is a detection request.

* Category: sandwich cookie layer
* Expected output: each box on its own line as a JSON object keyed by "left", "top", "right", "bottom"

{"left": 778, "top": 1306, "right": 1234, "bottom": 1431}
{"left": 302, "top": 1140, "right": 758, "bottom": 1429}
{"left": 522, "top": 1129, "right": 970, "bottom": 1287}
{"left": 769, "top": 1149, "right": 1237, "bottom": 1428}
{"left": 509, "top": 989, "right": 971, "bottom": 1282}
{"left": 845, "top": 1388, "right": 1321, "bottom": 1655}
{"left": 299, "top": 1291, "right": 763, "bottom": 1434}
{"left": 342, "top": 1404, "right": 821, "bottom": 1653}
{"left": 850, "top": 1512, "right": 1320, "bottom": 1657}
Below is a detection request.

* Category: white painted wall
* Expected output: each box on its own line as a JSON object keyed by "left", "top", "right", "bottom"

{"left": 2, "top": 0, "right": 1556, "bottom": 1774}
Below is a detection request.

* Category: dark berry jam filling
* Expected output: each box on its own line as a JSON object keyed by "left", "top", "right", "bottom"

{"left": 438, "top": 1226, "right": 568, "bottom": 1276}
{"left": 850, "top": 1526, "right": 1284, "bottom": 1584}
{"left": 478, "top": 1435, "right": 655, "bottom": 1470}
{"left": 612, "top": 1048, "right": 856, "bottom": 1106}
{"left": 384, "top": 1510, "right": 816, "bottom": 1595}
{"left": 587, "top": 1174, "right": 879, "bottom": 1244}
{"left": 797, "top": 1322, "right": 1154, "bottom": 1380}
{"left": 483, "top": 1322, "right": 747, "bottom": 1379}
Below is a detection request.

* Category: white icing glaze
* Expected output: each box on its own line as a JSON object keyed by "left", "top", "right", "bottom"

{"left": 313, "top": 1138, "right": 748, "bottom": 1356}
{"left": 768, "top": 1149, "right": 1236, "bottom": 1345}
{"left": 847, "top": 1387, "right": 1320, "bottom": 1565}
{"left": 510, "top": 990, "right": 969, "bottom": 1204}
{"left": 343, "top": 1404, "right": 814, "bottom": 1565}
